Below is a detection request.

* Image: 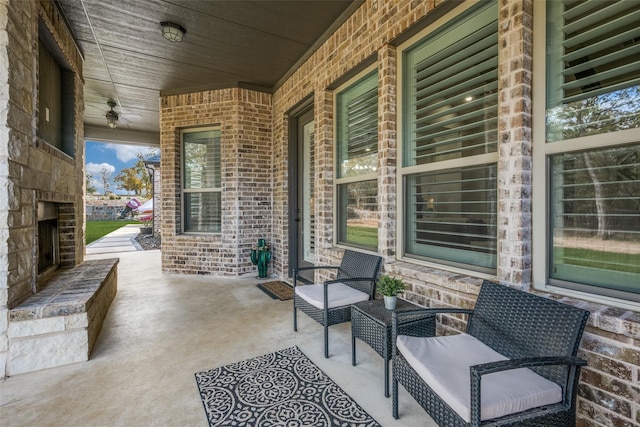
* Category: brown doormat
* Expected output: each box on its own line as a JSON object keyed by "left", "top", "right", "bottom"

{"left": 256, "top": 281, "right": 293, "bottom": 301}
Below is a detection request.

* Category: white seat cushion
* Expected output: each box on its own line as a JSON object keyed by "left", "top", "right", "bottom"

{"left": 295, "top": 282, "right": 369, "bottom": 309}
{"left": 396, "top": 333, "right": 562, "bottom": 423}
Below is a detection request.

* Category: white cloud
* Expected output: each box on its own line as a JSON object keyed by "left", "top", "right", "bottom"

{"left": 88, "top": 176, "right": 102, "bottom": 191}
{"left": 86, "top": 162, "right": 116, "bottom": 175}
{"left": 104, "top": 143, "right": 155, "bottom": 163}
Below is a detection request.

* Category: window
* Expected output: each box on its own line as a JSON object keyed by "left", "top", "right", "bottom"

{"left": 182, "top": 128, "right": 221, "bottom": 233}
{"left": 400, "top": 1, "right": 498, "bottom": 273}
{"left": 534, "top": 0, "right": 640, "bottom": 301}
{"left": 335, "top": 70, "right": 378, "bottom": 250}
{"left": 545, "top": 0, "right": 640, "bottom": 143}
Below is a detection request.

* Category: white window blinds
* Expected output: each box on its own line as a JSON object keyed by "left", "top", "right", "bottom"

{"left": 546, "top": 0, "right": 640, "bottom": 142}
{"left": 404, "top": 2, "right": 498, "bottom": 167}
{"left": 337, "top": 71, "right": 378, "bottom": 178}
{"left": 401, "top": 1, "right": 498, "bottom": 273}
{"left": 335, "top": 70, "right": 378, "bottom": 250}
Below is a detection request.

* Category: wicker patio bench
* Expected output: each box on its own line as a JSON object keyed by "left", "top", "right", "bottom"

{"left": 293, "top": 249, "right": 382, "bottom": 358}
{"left": 391, "top": 280, "right": 590, "bottom": 426}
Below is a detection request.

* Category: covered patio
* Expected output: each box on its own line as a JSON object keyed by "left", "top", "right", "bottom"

{"left": 0, "top": 249, "right": 431, "bottom": 426}
{"left": 2, "top": 0, "right": 640, "bottom": 425}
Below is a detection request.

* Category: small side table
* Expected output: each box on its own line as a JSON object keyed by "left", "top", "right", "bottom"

{"left": 351, "top": 299, "right": 435, "bottom": 397}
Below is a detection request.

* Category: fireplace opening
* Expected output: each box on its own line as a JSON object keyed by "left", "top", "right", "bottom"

{"left": 37, "top": 202, "right": 59, "bottom": 276}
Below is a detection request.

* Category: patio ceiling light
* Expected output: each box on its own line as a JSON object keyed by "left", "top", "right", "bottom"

{"left": 160, "top": 21, "right": 186, "bottom": 42}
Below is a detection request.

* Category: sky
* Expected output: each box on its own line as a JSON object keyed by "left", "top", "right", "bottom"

{"left": 86, "top": 142, "right": 157, "bottom": 195}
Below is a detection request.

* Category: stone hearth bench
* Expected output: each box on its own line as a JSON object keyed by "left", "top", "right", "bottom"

{"left": 8, "top": 258, "right": 118, "bottom": 375}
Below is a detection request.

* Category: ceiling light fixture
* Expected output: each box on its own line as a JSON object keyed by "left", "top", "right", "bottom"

{"left": 105, "top": 101, "right": 119, "bottom": 129}
{"left": 160, "top": 21, "right": 186, "bottom": 42}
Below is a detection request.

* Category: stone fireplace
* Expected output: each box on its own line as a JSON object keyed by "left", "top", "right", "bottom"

{"left": 1, "top": 0, "right": 88, "bottom": 378}
{"left": 34, "top": 198, "right": 78, "bottom": 293}
{"left": 37, "top": 201, "right": 59, "bottom": 277}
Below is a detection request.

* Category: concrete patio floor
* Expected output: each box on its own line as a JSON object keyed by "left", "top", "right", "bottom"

{"left": 1, "top": 249, "right": 435, "bottom": 426}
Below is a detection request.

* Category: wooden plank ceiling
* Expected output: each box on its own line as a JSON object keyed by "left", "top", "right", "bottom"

{"left": 56, "top": 0, "right": 360, "bottom": 145}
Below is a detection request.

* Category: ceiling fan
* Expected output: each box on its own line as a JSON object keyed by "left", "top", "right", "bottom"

{"left": 85, "top": 100, "right": 142, "bottom": 129}
{"left": 105, "top": 101, "right": 119, "bottom": 129}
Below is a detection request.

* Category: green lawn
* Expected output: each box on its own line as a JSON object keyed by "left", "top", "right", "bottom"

{"left": 555, "top": 247, "right": 640, "bottom": 274}
{"left": 86, "top": 220, "right": 138, "bottom": 244}
{"left": 346, "top": 225, "right": 378, "bottom": 248}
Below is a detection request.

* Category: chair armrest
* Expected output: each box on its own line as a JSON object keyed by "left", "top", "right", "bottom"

{"left": 392, "top": 308, "right": 473, "bottom": 333}
{"left": 294, "top": 265, "right": 339, "bottom": 273}
{"left": 470, "top": 356, "right": 587, "bottom": 376}
{"left": 324, "top": 277, "right": 375, "bottom": 285}
{"left": 468, "top": 356, "right": 587, "bottom": 425}
{"left": 293, "top": 265, "right": 339, "bottom": 287}
{"left": 393, "top": 308, "right": 473, "bottom": 319}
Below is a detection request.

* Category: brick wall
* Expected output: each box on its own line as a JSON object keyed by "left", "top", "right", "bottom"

{"left": 154, "top": 0, "right": 640, "bottom": 424}
{"left": 159, "top": 89, "right": 272, "bottom": 276}
{"left": 268, "top": 1, "right": 640, "bottom": 425}
{"left": 1, "top": 0, "right": 85, "bottom": 378}
{"left": 271, "top": 0, "right": 450, "bottom": 278}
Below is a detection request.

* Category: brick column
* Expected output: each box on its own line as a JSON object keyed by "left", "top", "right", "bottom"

{"left": 314, "top": 89, "right": 337, "bottom": 277}
{"left": 160, "top": 89, "right": 272, "bottom": 276}
{"left": 271, "top": 111, "right": 288, "bottom": 278}
{"left": 378, "top": 43, "right": 397, "bottom": 264}
{"left": 496, "top": 0, "right": 534, "bottom": 288}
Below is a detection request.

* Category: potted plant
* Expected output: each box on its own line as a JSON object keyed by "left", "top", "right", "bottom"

{"left": 377, "top": 275, "right": 407, "bottom": 310}
{"left": 139, "top": 215, "right": 153, "bottom": 235}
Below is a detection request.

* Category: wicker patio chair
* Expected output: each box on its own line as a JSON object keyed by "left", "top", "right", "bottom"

{"left": 293, "top": 249, "right": 382, "bottom": 358}
{"left": 391, "top": 280, "right": 590, "bottom": 426}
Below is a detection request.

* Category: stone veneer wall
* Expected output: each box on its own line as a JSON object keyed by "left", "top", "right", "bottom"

{"left": 159, "top": 89, "right": 272, "bottom": 276}
{"left": 0, "top": 0, "right": 85, "bottom": 378}
{"left": 8, "top": 258, "right": 117, "bottom": 375}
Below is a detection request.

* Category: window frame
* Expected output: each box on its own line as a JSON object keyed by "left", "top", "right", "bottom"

{"left": 396, "top": 0, "right": 499, "bottom": 278}
{"left": 532, "top": 0, "right": 640, "bottom": 310}
{"left": 180, "top": 126, "right": 222, "bottom": 234}
{"left": 38, "top": 20, "right": 76, "bottom": 158}
{"left": 333, "top": 65, "right": 380, "bottom": 251}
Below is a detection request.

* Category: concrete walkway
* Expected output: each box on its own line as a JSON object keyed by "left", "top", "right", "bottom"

{"left": 86, "top": 224, "right": 143, "bottom": 255}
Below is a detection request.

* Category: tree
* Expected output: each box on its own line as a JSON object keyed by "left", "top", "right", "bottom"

{"left": 99, "top": 167, "right": 112, "bottom": 195}
{"left": 112, "top": 151, "right": 156, "bottom": 196}
{"left": 134, "top": 153, "right": 153, "bottom": 197}
{"left": 550, "top": 87, "right": 640, "bottom": 240}
{"left": 86, "top": 173, "right": 97, "bottom": 195}
{"left": 114, "top": 167, "right": 142, "bottom": 195}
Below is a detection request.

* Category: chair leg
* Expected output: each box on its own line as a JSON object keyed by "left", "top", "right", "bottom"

{"left": 352, "top": 322, "right": 356, "bottom": 366}
{"left": 324, "top": 324, "right": 329, "bottom": 358}
{"left": 293, "top": 303, "right": 297, "bottom": 332}
{"left": 392, "top": 374, "right": 399, "bottom": 419}
{"left": 293, "top": 276, "right": 298, "bottom": 332}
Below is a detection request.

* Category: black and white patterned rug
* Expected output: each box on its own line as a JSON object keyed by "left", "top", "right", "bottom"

{"left": 195, "top": 346, "right": 380, "bottom": 426}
